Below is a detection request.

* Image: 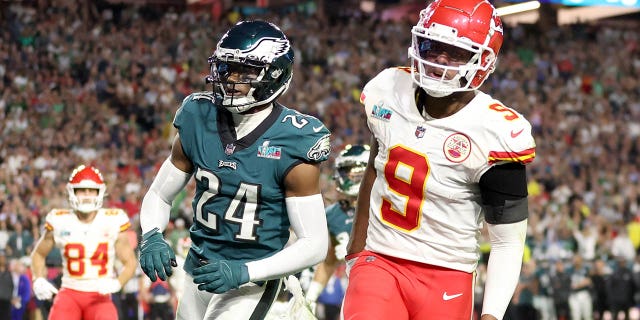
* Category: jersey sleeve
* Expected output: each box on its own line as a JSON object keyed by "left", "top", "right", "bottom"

{"left": 44, "top": 209, "right": 72, "bottom": 232}
{"left": 483, "top": 101, "right": 536, "bottom": 166}
{"left": 282, "top": 110, "right": 331, "bottom": 164}
{"left": 175, "top": 92, "right": 216, "bottom": 124}
{"left": 173, "top": 92, "right": 217, "bottom": 157}
{"left": 360, "top": 68, "right": 400, "bottom": 139}
{"left": 104, "top": 208, "right": 131, "bottom": 233}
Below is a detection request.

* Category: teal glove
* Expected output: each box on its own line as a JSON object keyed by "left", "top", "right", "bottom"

{"left": 192, "top": 259, "right": 249, "bottom": 294}
{"left": 139, "top": 228, "right": 177, "bottom": 282}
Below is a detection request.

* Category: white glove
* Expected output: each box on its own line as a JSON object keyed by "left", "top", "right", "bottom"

{"left": 284, "top": 275, "right": 317, "bottom": 320}
{"left": 97, "top": 279, "right": 122, "bottom": 295}
{"left": 305, "top": 281, "right": 324, "bottom": 316}
{"left": 334, "top": 232, "right": 350, "bottom": 260}
{"left": 33, "top": 277, "right": 58, "bottom": 300}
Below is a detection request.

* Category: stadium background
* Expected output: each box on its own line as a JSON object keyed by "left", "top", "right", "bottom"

{"left": 0, "top": 0, "right": 639, "bottom": 319}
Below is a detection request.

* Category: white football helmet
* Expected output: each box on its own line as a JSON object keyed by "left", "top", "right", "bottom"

{"left": 66, "top": 165, "right": 106, "bottom": 213}
{"left": 408, "top": 0, "right": 504, "bottom": 97}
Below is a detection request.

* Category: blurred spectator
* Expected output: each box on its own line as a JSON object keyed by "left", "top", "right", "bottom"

{"left": 512, "top": 260, "right": 539, "bottom": 320}
{"left": 607, "top": 258, "right": 635, "bottom": 320}
{"left": 551, "top": 260, "right": 572, "bottom": 320}
{"left": 0, "top": 219, "right": 9, "bottom": 251}
{"left": 533, "top": 260, "right": 555, "bottom": 320}
{"left": 611, "top": 225, "right": 637, "bottom": 262}
{"left": 6, "top": 221, "right": 33, "bottom": 259}
{"left": 590, "top": 258, "right": 611, "bottom": 320}
{"left": 143, "top": 278, "right": 174, "bottom": 320}
{"left": 569, "top": 255, "right": 593, "bottom": 320}
{"left": 572, "top": 222, "right": 597, "bottom": 261}
{"left": 9, "top": 258, "right": 30, "bottom": 320}
{"left": 167, "top": 217, "right": 188, "bottom": 252}
{"left": 0, "top": 251, "right": 13, "bottom": 318}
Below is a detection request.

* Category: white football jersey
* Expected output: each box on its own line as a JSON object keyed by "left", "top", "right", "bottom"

{"left": 44, "top": 208, "right": 130, "bottom": 292}
{"left": 360, "top": 67, "right": 536, "bottom": 273}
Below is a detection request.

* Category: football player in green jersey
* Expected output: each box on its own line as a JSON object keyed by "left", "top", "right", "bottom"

{"left": 305, "top": 145, "right": 370, "bottom": 314}
{"left": 138, "top": 20, "right": 331, "bottom": 319}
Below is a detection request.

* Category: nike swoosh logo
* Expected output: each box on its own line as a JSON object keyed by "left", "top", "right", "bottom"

{"left": 510, "top": 128, "right": 524, "bottom": 138}
{"left": 313, "top": 125, "right": 325, "bottom": 133}
{"left": 442, "top": 292, "right": 463, "bottom": 301}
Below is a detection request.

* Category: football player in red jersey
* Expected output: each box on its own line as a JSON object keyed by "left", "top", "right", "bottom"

{"left": 31, "top": 165, "right": 137, "bottom": 320}
{"left": 342, "top": 0, "right": 536, "bottom": 319}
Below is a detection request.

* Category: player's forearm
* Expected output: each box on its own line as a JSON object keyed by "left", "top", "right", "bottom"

{"left": 117, "top": 256, "right": 138, "bottom": 287}
{"left": 247, "top": 236, "right": 326, "bottom": 281}
{"left": 313, "top": 259, "right": 338, "bottom": 288}
{"left": 481, "top": 220, "right": 527, "bottom": 319}
{"left": 347, "top": 172, "right": 375, "bottom": 254}
{"left": 348, "top": 137, "right": 377, "bottom": 255}
{"left": 347, "top": 216, "right": 368, "bottom": 255}
{"left": 246, "top": 194, "right": 328, "bottom": 281}
{"left": 30, "top": 251, "right": 47, "bottom": 279}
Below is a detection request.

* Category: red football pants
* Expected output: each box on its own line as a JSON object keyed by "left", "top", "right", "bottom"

{"left": 49, "top": 287, "right": 118, "bottom": 320}
{"left": 342, "top": 251, "right": 474, "bottom": 320}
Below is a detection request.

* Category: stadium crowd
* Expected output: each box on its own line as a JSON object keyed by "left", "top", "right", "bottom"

{"left": 0, "top": 1, "right": 639, "bottom": 319}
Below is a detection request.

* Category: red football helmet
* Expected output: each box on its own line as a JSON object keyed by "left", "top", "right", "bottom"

{"left": 408, "top": 0, "right": 503, "bottom": 97}
{"left": 66, "top": 165, "right": 106, "bottom": 213}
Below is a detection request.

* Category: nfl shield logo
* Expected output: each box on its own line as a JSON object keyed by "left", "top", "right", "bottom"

{"left": 225, "top": 144, "right": 236, "bottom": 155}
{"left": 415, "top": 126, "right": 426, "bottom": 138}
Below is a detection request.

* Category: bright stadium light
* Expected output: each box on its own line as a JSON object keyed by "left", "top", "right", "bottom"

{"left": 496, "top": 1, "right": 541, "bottom": 16}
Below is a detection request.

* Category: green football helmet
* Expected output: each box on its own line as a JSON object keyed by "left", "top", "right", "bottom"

{"left": 206, "top": 20, "right": 294, "bottom": 113}
{"left": 334, "top": 144, "right": 370, "bottom": 197}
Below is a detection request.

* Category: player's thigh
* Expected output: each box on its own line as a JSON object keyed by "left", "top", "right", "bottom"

{"left": 177, "top": 273, "right": 282, "bottom": 320}
{"left": 407, "top": 264, "right": 474, "bottom": 320}
{"left": 204, "top": 279, "right": 282, "bottom": 320}
{"left": 176, "top": 274, "right": 212, "bottom": 320}
{"left": 48, "top": 288, "right": 82, "bottom": 320}
{"left": 87, "top": 295, "right": 118, "bottom": 320}
{"left": 342, "top": 254, "right": 408, "bottom": 320}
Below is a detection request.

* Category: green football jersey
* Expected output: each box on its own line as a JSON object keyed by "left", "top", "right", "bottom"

{"left": 325, "top": 200, "right": 354, "bottom": 237}
{"left": 174, "top": 92, "right": 331, "bottom": 273}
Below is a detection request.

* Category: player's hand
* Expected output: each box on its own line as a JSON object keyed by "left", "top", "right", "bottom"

{"left": 33, "top": 277, "right": 58, "bottom": 300}
{"left": 192, "top": 259, "right": 249, "bottom": 294}
{"left": 480, "top": 315, "right": 498, "bottom": 320}
{"left": 334, "top": 232, "right": 350, "bottom": 260}
{"left": 140, "top": 228, "right": 177, "bottom": 282}
{"left": 284, "top": 275, "right": 316, "bottom": 319}
{"left": 98, "top": 279, "right": 122, "bottom": 295}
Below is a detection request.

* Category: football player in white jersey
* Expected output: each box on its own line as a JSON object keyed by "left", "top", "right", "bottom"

{"left": 342, "top": 1, "right": 536, "bottom": 320}
{"left": 30, "top": 165, "right": 137, "bottom": 320}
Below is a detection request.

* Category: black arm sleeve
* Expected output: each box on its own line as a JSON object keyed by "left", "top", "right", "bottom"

{"left": 479, "top": 162, "right": 529, "bottom": 224}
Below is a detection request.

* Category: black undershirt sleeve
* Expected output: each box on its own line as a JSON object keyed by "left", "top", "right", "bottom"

{"left": 479, "top": 162, "right": 529, "bottom": 224}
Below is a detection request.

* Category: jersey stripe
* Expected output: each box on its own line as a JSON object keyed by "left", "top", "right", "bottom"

{"left": 120, "top": 222, "right": 131, "bottom": 232}
{"left": 488, "top": 148, "right": 536, "bottom": 164}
